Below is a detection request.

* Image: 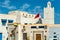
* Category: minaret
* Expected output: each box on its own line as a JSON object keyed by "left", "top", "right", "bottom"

{"left": 47, "top": 1, "right": 51, "bottom": 8}
{"left": 43, "top": 1, "right": 54, "bottom": 24}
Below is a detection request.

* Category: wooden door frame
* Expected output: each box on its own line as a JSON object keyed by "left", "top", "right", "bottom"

{"left": 36, "top": 34, "right": 41, "bottom": 40}
{"left": 33, "top": 32, "right": 42, "bottom": 40}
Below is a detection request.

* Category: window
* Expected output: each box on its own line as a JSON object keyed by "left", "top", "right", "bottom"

{"left": 29, "top": 15, "right": 31, "bottom": 17}
{"left": 53, "top": 39, "right": 57, "bottom": 40}
{"left": 23, "top": 13, "right": 24, "bottom": 15}
{"left": 1, "top": 19, "right": 7, "bottom": 26}
{"left": 23, "top": 33, "right": 27, "bottom": 40}
{"left": 6, "top": 27, "right": 8, "bottom": 30}
{"left": 8, "top": 20, "right": 13, "bottom": 23}
{"left": 23, "top": 26, "right": 25, "bottom": 28}
{"left": 31, "top": 26, "right": 37, "bottom": 28}
{"left": 53, "top": 36, "right": 57, "bottom": 38}
{"left": 38, "top": 26, "right": 44, "bottom": 28}
{"left": 44, "top": 25, "right": 47, "bottom": 29}
{"left": 10, "top": 34, "right": 12, "bottom": 37}
{"left": 25, "top": 23, "right": 27, "bottom": 25}
{"left": 24, "top": 14, "right": 27, "bottom": 18}
{"left": 32, "top": 15, "right": 33, "bottom": 17}
{"left": 54, "top": 32, "right": 56, "bottom": 34}
{"left": 7, "top": 38, "right": 8, "bottom": 40}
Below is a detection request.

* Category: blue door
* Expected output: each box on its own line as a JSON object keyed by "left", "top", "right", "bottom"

{"left": 0, "top": 33, "right": 2, "bottom": 40}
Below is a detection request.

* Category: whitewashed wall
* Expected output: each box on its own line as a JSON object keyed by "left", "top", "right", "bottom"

{"left": 0, "top": 14, "right": 17, "bottom": 40}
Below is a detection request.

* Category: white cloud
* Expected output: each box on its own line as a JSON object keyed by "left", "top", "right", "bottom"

{"left": 18, "top": 5, "right": 42, "bottom": 14}
{"left": 0, "top": 0, "right": 16, "bottom": 10}
{"left": 32, "top": 6, "right": 43, "bottom": 14}
{"left": 1, "top": 4, "right": 16, "bottom": 9}
{"left": 19, "top": 3, "right": 30, "bottom": 11}
{"left": 19, "top": 5, "right": 43, "bottom": 14}
{"left": 3, "top": 0, "right": 10, "bottom": 5}
{"left": 34, "top": 6, "right": 41, "bottom": 9}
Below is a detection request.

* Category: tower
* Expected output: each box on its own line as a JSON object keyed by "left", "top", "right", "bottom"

{"left": 43, "top": 1, "right": 54, "bottom": 24}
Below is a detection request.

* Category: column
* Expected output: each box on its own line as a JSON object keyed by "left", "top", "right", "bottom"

{"left": 30, "top": 31, "right": 33, "bottom": 40}
{"left": 18, "top": 25, "right": 23, "bottom": 40}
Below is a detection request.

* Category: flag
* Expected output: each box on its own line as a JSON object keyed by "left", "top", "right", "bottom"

{"left": 34, "top": 13, "right": 40, "bottom": 19}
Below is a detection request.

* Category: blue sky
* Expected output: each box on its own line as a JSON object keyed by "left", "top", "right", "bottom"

{"left": 0, "top": 0, "right": 60, "bottom": 24}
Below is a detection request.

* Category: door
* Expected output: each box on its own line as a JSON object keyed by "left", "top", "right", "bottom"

{"left": 23, "top": 33, "right": 27, "bottom": 40}
{"left": 0, "top": 33, "right": 2, "bottom": 40}
{"left": 36, "top": 34, "right": 41, "bottom": 40}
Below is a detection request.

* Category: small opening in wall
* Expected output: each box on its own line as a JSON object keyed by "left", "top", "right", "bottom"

{"left": 23, "top": 33, "right": 27, "bottom": 40}
{"left": 44, "top": 25, "right": 47, "bottom": 29}
{"left": 23, "top": 13, "right": 24, "bottom": 15}
{"left": 32, "top": 15, "right": 33, "bottom": 17}
{"left": 26, "top": 14, "right": 27, "bottom": 17}
{"left": 54, "top": 32, "right": 56, "bottom": 34}
{"left": 7, "top": 38, "right": 8, "bottom": 40}
{"left": 23, "top": 26, "right": 25, "bottom": 28}
{"left": 53, "top": 36, "right": 57, "bottom": 38}
{"left": 31, "top": 26, "right": 37, "bottom": 28}
{"left": 53, "top": 39, "right": 57, "bottom": 40}
{"left": 25, "top": 23, "right": 27, "bottom": 25}
{"left": 38, "top": 26, "right": 44, "bottom": 28}
{"left": 6, "top": 27, "right": 8, "bottom": 30}
{"left": 29, "top": 15, "right": 31, "bottom": 17}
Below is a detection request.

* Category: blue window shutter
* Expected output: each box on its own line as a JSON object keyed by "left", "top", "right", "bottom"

{"left": 8, "top": 20, "right": 13, "bottom": 23}
{"left": 0, "top": 33, "right": 2, "bottom": 40}
{"left": 1, "top": 19, "right": 7, "bottom": 26}
{"left": 38, "top": 26, "right": 44, "bottom": 28}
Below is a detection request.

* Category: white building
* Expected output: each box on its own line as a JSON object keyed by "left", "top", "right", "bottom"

{"left": 43, "top": 1, "right": 54, "bottom": 24}
{"left": 9, "top": 11, "right": 41, "bottom": 24}
{"left": 7, "top": 1, "right": 60, "bottom": 40}
{"left": 0, "top": 10, "right": 40, "bottom": 40}
{"left": 0, "top": 1, "right": 60, "bottom": 40}
{"left": 0, "top": 14, "right": 17, "bottom": 40}
{"left": 12, "top": 24, "right": 60, "bottom": 40}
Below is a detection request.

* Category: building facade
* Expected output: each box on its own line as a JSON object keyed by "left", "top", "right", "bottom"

{"left": 13, "top": 24, "right": 60, "bottom": 40}
{"left": 0, "top": 14, "right": 17, "bottom": 40}
{"left": 0, "top": 10, "right": 40, "bottom": 40}
{"left": 0, "top": 1, "right": 60, "bottom": 40}
{"left": 7, "top": 1, "right": 60, "bottom": 40}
